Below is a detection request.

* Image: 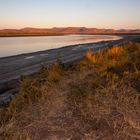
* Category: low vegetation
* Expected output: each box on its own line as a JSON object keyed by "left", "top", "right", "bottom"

{"left": 0, "top": 41, "right": 140, "bottom": 139}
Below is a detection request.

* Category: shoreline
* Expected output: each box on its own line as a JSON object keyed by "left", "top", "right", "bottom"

{"left": 0, "top": 35, "right": 140, "bottom": 105}
{"left": 0, "top": 39, "right": 121, "bottom": 59}
{"left": 0, "top": 33, "right": 140, "bottom": 38}
{"left": 0, "top": 34, "right": 121, "bottom": 59}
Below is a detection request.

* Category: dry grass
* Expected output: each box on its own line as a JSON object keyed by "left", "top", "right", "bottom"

{"left": 68, "top": 42, "right": 140, "bottom": 139}
{"left": 108, "top": 46, "right": 123, "bottom": 57}
{"left": 0, "top": 42, "right": 140, "bottom": 139}
{"left": 0, "top": 63, "right": 64, "bottom": 125}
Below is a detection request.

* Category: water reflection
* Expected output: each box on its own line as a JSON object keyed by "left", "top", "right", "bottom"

{"left": 0, "top": 35, "right": 121, "bottom": 57}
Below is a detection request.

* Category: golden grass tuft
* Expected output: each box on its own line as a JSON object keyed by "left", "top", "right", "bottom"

{"left": 85, "top": 49, "right": 97, "bottom": 63}
{"left": 107, "top": 46, "right": 123, "bottom": 57}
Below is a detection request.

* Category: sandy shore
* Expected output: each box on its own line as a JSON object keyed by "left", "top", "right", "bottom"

{"left": 0, "top": 35, "right": 140, "bottom": 105}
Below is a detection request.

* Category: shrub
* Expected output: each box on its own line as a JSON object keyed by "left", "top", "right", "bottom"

{"left": 47, "top": 63, "right": 64, "bottom": 83}
{"left": 107, "top": 46, "right": 123, "bottom": 58}
{"left": 70, "top": 82, "right": 91, "bottom": 96}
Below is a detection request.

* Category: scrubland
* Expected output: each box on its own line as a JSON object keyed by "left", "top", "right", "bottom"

{"left": 0, "top": 41, "right": 140, "bottom": 140}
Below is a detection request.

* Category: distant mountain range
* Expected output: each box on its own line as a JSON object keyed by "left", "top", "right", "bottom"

{"left": 0, "top": 27, "right": 140, "bottom": 36}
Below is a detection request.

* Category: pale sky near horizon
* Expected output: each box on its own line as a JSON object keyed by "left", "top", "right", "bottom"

{"left": 0, "top": 0, "right": 140, "bottom": 29}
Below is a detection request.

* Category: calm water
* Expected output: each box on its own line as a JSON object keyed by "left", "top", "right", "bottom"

{"left": 0, "top": 35, "right": 121, "bottom": 58}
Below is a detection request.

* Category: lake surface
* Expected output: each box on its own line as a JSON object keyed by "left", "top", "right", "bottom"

{"left": 0, "top": 35, "right": 121, "bottom": 58}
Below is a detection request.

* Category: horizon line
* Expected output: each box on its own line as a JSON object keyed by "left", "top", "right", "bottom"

{"left": 0, "top": 26, "right": 140, "bottom": 30}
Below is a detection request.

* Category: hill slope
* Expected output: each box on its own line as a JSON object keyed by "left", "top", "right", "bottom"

{"left": 0, "top": 27, "right": 140, "bottom": 36}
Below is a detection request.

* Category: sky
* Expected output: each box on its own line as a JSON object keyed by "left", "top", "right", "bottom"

{"left": 0, "top": 0, "right": 140, "bottom": 29}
